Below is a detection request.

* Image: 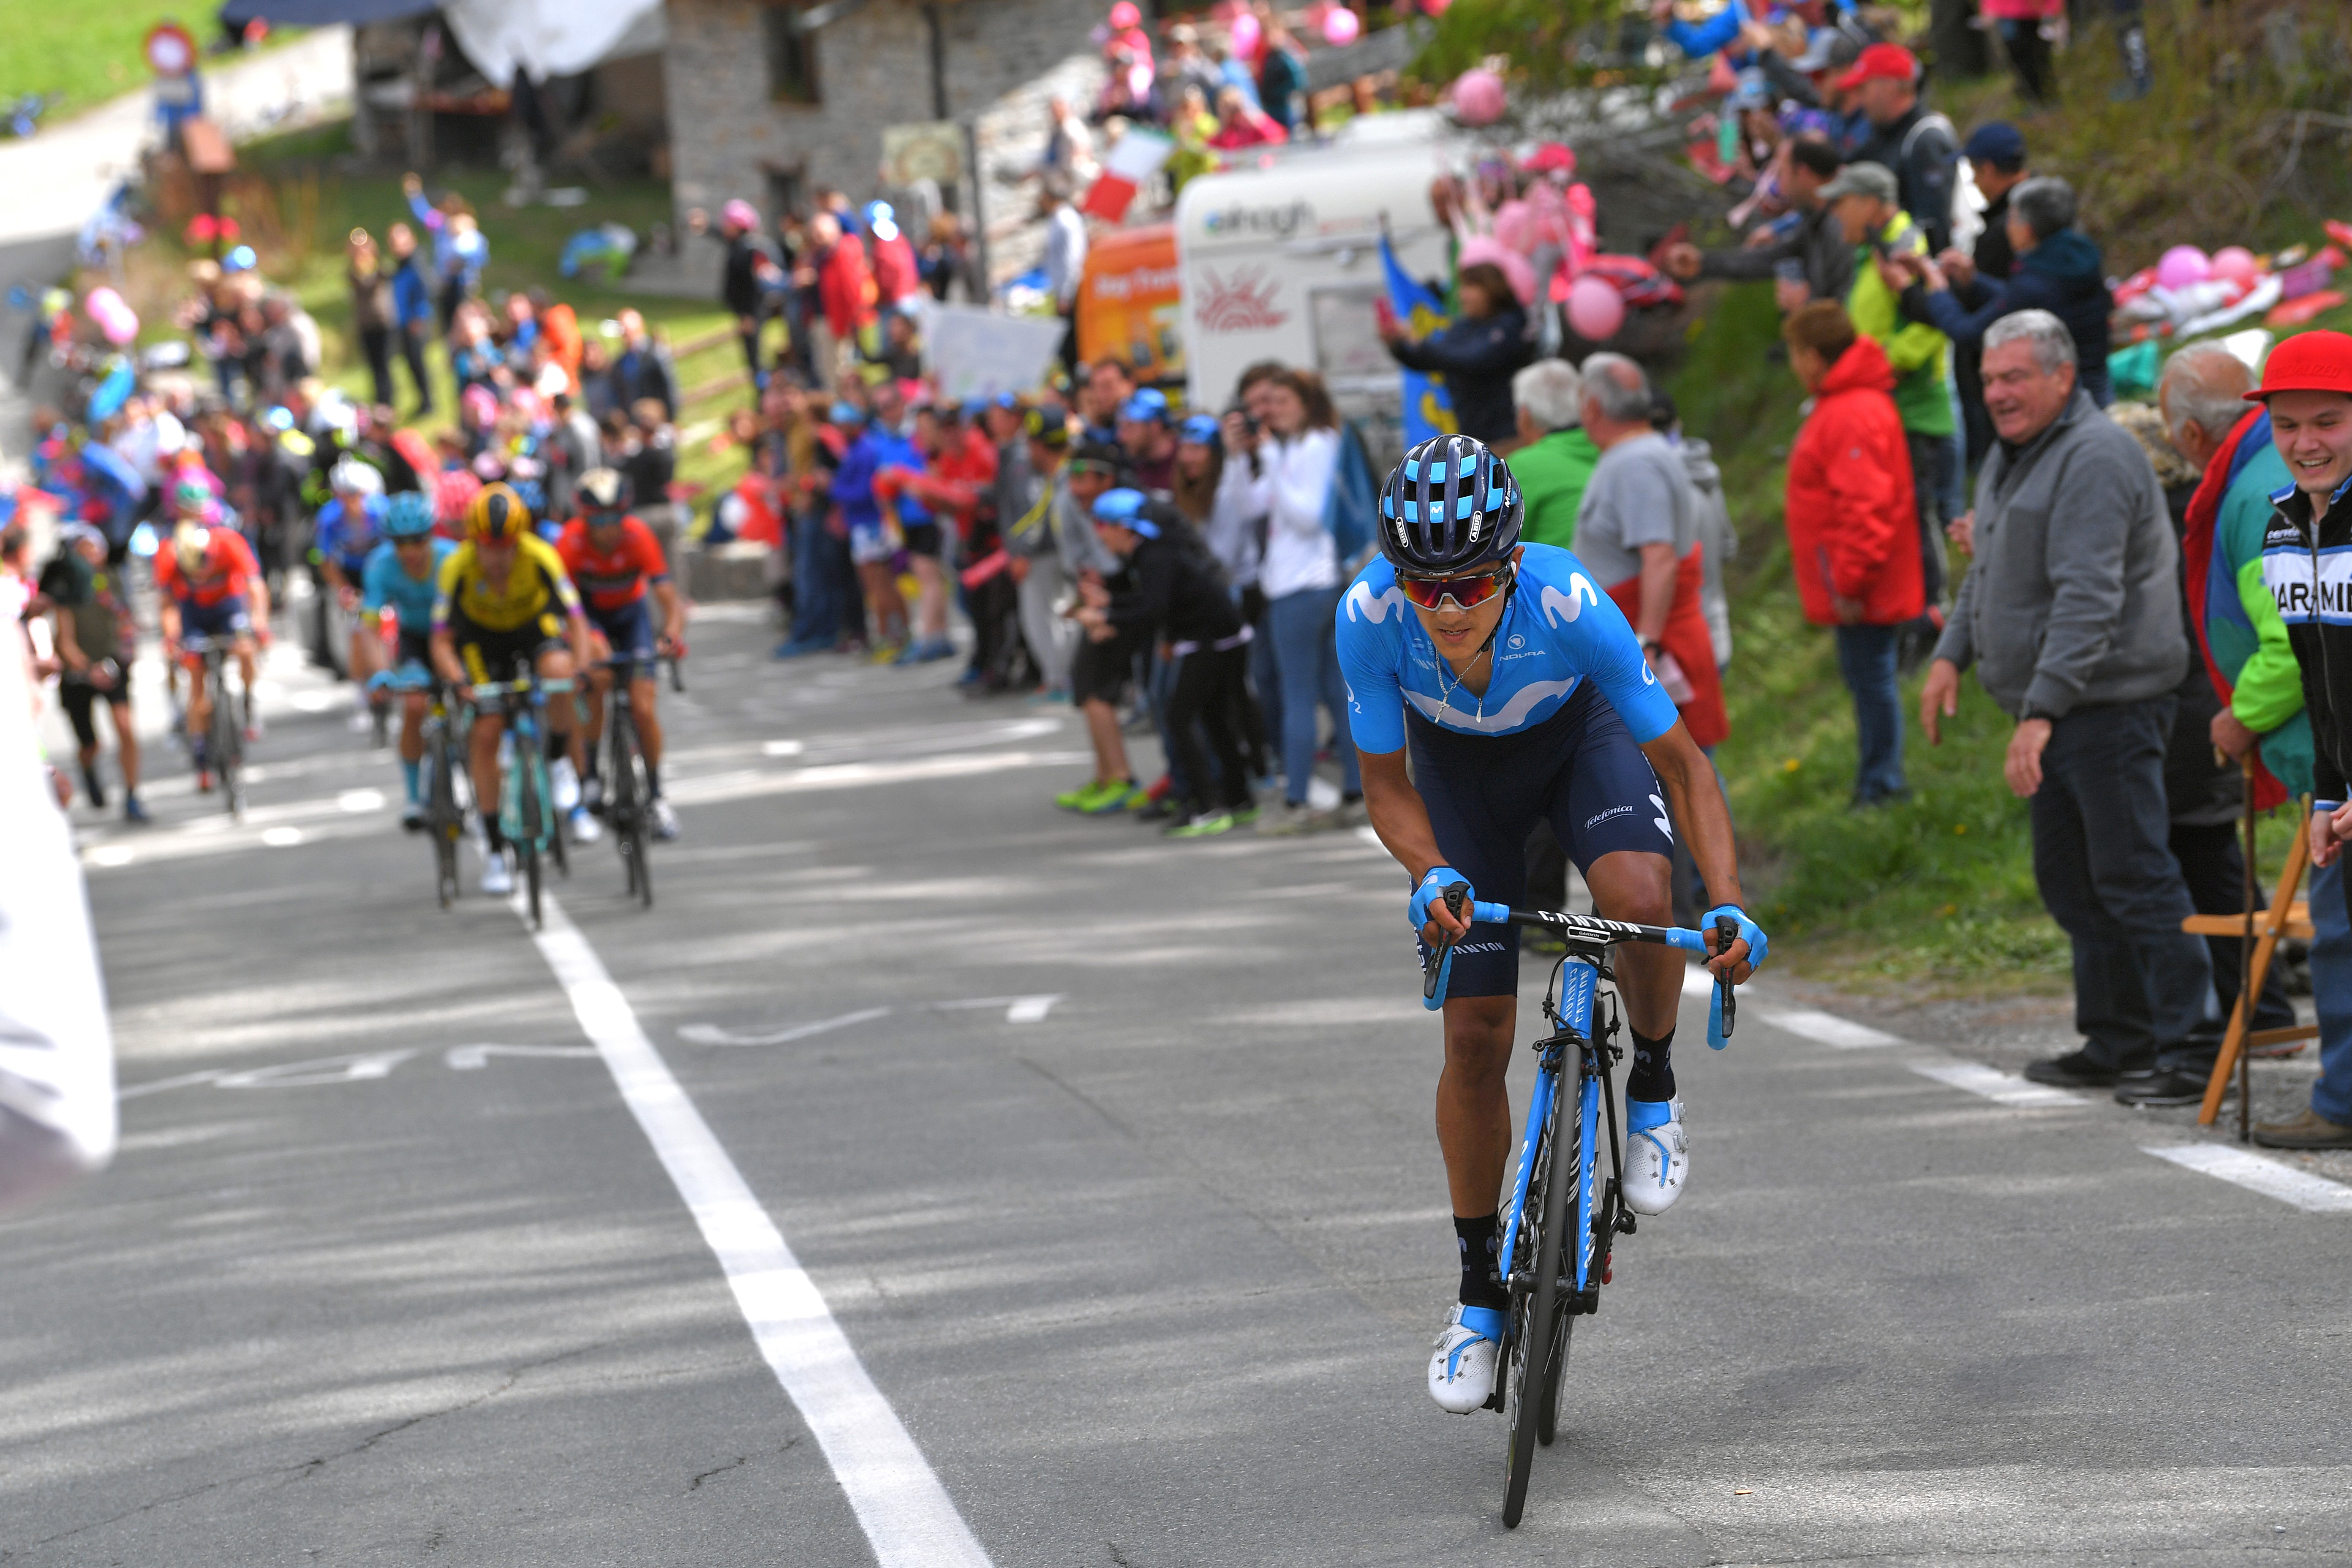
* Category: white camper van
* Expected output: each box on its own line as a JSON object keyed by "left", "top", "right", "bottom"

{"left": 1173, "top": 114, "right": 1460, "bottom": 449}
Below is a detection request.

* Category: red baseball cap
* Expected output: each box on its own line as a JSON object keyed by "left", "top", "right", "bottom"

{"left": 2246, "top": 330, "right": 2352, "bottom": 401}
{"left": 1837, "top": 42, "right": 1918, "bottom": 92}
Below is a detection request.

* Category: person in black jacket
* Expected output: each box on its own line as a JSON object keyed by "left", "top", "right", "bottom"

{"left": 1082, "top": 487, "right": 1255, "bottom": 836}
{"left": 1947, "top": 121, "right": 2031, "bottom": 469}
{"left": 715, "top": 199, "right": 772, "bottom": 392}
{"left": 1660, "top": 135, "right": 1851, "bottom": 308}
{"left": 1895, "top": 177, "right": 2113, "bottom": 406}
{"left": 1378, "top": 262, "right": 1533, "bottom": 446}
{"left": 1841, "top": 42, "right": 1958, "bottom": 254}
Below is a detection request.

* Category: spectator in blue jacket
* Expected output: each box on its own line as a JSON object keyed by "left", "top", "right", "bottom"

{"left": 1377, "top": 262, "right": 1533, "bottom": 445}
{"left": 403, "top": 173, "right": 489, "bottom": 332}
{"left": 385, "top": 222, "right": 437, "bottom": 415}
{"left": 1889, "top": 177, "right": 2113, "bottom": 406}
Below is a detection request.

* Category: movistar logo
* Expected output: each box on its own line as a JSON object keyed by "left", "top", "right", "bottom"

{"left": 1538, "top": 575, "right": 1601, "bottom": 626}
{"left": 1345, "top": 580, "right": 1408, "bottom": 624}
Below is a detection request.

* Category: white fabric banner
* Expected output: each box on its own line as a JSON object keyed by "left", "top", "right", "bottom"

{"left": 920, "top": 302, "right": 1067, "bottom": 403}
{"left": 443, "top": 0, "right": 662, "bottom": 86}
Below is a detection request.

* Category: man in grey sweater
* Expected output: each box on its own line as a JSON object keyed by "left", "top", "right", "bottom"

{"left": 1921, "top": 310, "right": 2218, "bottom": 1102}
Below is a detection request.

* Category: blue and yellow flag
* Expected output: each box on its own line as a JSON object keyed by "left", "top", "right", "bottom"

{"left": 1380, "top": 234, "right": 1456, "bottom": 446}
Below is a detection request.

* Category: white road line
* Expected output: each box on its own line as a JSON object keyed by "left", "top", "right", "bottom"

{"left": 520, "top": 894, "right": 993, "bottom": 1568}
{"left": 2145, "top": 1144, "right": 2352, "bottom": 1213}
{"left": 678, "top": 1007, "right": 894, "bottom": 1047}
{"left": 1757, "top": 1007, "right": 1903, "bottom": 1050}
{"left": 1911, "top": 1061, "right": 2085, "bottom": 1109}
{"left": 934, "top": 994, "right": 1063, "bottom": 1023}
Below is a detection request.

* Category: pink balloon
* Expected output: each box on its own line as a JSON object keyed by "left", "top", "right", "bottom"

{"left": 1230, "top": 11, "right": 1260, "bottom": 55}
{"left": 2210, "top": 245, "right": 2261, "bottom": 288}
{"left": 1566, "top": 276, "right": 1625, "bottom": 342}
{"left": 1492, "top": 199, "right": 1535, "bottom": 256}
{"left": 1451, "top": 68, "right": 1506, "bottom": 126}
{"left": 2156, "top": 245, "right": 2211, "bottom": 291}
{"left": 84, "top": 286, "right": 138, "bottom": 346}
{"left": 1421, "top": 0, "right": 1449, "bottom": 12}
{"left": 1459, "top": 235, "right": 1535, "bottom": 305}
{"left": 1321, "top": 5, "right": 1360, "bottom": 46}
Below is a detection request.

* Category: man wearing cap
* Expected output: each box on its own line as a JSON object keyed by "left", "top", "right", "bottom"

{"left": 1116, "top": 388, "right": 1178, "bottom": 492}
{"left": 41, "top": 523, "right": 145, "bottom": 822}
{"left": 1006, "top": 408, "right": 1078, "bottom": 700}
{"left": 1946, "top": 121, "right": 2030, "bottom": 468}
{"left": 1660, "top": 133, "right": 1851, "bottom": 308}
{"left": 2244, "top": 329, "right": 2352, "bottom": 1148}
{"left": 1841, "top": 42, "right": 1959, "bottom": 256}
{"left": 1827, "top": 159, "right": 1954, "bottom": 615}
{"left": 1052, "top": 442, "right": 1151, "bottom": 813}
{"left": 1922, "top": 309, "right": 2216, "bottom": 1099}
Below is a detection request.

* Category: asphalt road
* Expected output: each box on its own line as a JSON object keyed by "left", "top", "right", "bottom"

{"left": 7, "top": 604, "right": 2351, "bottom": 1566}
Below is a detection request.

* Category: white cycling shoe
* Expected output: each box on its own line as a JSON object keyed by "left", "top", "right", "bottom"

{"left": 1620, "top": 1097, "right": 1688, "bottom": 1216}
{"left": 569, "top": 806, "right": 603, "bottom": 844}
{"left": 1427, "top": 1304, "right": 1505, "bottom": 1414}
{"left": 480, "top": 847, "right": 515, "bottom": 896}
{"left": 651, "top": 798, "right": 680, "bottom": 841}
{"left": 550, "top": 757, "right": 582, "bottom": 812}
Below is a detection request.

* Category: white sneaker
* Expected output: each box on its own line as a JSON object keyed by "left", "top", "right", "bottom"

{"left": 550, "top": 757, "right": 581, "bottom": 811}
{"left": 480, "top": 848, "right": 514, "bottom": 896}
{"left": 650, "top": 798, "right": 681, "bottom": 839}
{"left": 1621, "top": 1098, "right": 1688, "bottom": 1215}
{"left": 1427, "top": 1304, "right": 1505, "bottom": 1414}
{"left": 569, "top": 806, "right": 603, "bottom": 844}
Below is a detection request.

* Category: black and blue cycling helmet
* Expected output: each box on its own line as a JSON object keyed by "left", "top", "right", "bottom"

{"left": 1377, "top": 433, "right": 1523, "bottom": 577}
{"left": 382, "top": 490, "right": 436, "bottom": 539}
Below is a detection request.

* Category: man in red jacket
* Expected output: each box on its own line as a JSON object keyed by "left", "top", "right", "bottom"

{"left": 800, "top": 212, "right": 876, "bottom": 391}
{"left": 1782, "top": 300, "right": 1925, "bottom": 805}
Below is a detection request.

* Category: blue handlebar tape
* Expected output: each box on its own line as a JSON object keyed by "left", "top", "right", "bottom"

{"left": 1472, "top": 901, "right": 1511, "bottom": 925}
{"left": 1423, "top": 947, "right": 1455, "bottom": 1011}
{"left": 1666, "top": 928, "right": 1707, "bottom": 953}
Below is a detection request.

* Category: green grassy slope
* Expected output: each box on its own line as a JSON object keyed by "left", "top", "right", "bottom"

{"left": 0, "top": 5, "right": 256, "bottom": 120}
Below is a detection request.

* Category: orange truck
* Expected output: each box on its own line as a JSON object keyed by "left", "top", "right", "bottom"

{"left": 1076, "top": 223, "right": 1184, "bottom": 388}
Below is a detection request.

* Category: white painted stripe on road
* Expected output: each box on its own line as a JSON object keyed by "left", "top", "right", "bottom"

{"left": 520, "top": 893, "right": 993, "bottom": 1568}
{"left": 678, "top": 1007, "right": 893, "bottom": 1047}
{"left": 1911, "top": 1061, "right": 2085, "bottom": 1109}
{"left": 2145, "top": 1143, "right": 2352, "bottom": 1213}
{"left": 1758, "top": 1007, "right": 1903, "bottom": 1050}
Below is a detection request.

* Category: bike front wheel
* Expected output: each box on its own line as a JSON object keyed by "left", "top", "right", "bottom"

{"left": 1503, "top": 1077, "right": 1580, "bottom": 1527}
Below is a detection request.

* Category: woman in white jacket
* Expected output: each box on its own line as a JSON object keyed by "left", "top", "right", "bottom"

{"left": 1222, "top": 368, "right": 1359, "bottom": 830}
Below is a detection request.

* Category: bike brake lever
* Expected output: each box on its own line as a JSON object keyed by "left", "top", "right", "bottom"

{"left": 1712, "top": 913, "right": 1740, "bottom": 1043}
{"left": 1420, "top": 885, "right": 1471, "bottom": 1001}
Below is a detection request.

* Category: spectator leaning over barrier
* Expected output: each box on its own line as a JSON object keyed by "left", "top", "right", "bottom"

{"left": 1840, "top": 42, "right": 1958, "bottom": 255}
{"left": 2107, "top": 395, "right": 2303, "bottom": 1057}
{"left": 1922, "top": 309, "right": 2217, "bottom": 1102}
{"left": 2241, "top": 329, "right": 2352, "bottom": 1149}
{"left": 1660, "top": 134, "right": 1853, "bottom": 310}
{"left": 1508, "top": 358, "right": 1598, "bottom": 550}
{"left": 1378, "top": 262, "right": 1534, "bottom": 446}
{"left": 1826, "top": 159, "right": 1954, "bottom": 624}
{"left": 1575, "top": 354, "right": 1729, "bottom": 756}
{"left": 1894, "top": 176, "right": 2113, "bottom": 408}
{"left": 1783, "top": 301, "right": 1921, "bottom": 806}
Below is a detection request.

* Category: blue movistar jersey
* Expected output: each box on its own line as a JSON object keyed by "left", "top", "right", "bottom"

{"left": 360, "top": 536, "right": 455, "bottom": 632}
{"left": 1336, "top": 543, "right": 1680, "bottom": 753}
{"left": 316, "top": 494, "right": 387, "bottom": 570}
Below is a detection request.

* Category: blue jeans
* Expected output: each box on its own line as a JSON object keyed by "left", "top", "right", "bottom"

{"left": 1250, "top": 599, "right": 1282, "bottom": 778}
{"left": 1833, "top": 622, "right": 1905, "bottom": 802}
{"left": 2029, "top": 697, "right": 2217, "bottom": 1072}
{"left": 1266, "top": 585, "right": 1358, "bottom": 806}
{"left": 2309, "top": 860, "right": 2352, "bottom": 1125}
{"left": 789, "top": 509, "right": 838, "bottom": 647}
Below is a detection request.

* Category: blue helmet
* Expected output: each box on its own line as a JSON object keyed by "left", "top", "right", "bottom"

{"left": 509, "top": 478, "right": 546, "bottom": 520}
{"left": 383, "top": 490, "right": 436, "bottom": 539}
{"left": 1377, "top": 434, "right": 1523, "bottom": 577}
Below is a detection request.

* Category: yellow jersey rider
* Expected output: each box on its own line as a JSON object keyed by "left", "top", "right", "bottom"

{"left": 429, "top": 482, "right": 591, "bottom": 896}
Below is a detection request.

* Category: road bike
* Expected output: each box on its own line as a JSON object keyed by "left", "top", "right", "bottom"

{"left": 593, "top": 651, "right": 683, "bottom": 910}
{"left": 178, "top": 632, "right": 246, "bottom": 819}
{"left": 372, "top": 662, "right": 471, "bottom": 908}
{"left": 1422, "top": 892, "right": 1740, "bottom": 1527}
{"left": 470, "top": 674, "right": 573, "bottom": 929}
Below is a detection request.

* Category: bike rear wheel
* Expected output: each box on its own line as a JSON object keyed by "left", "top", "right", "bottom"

{"left": 611, "top": 704, "right": 653, "bottom": 909}
{"left": 427, "top": 742, "right": 460, "bottom": 907}
{"left": 517, "top": 751, "right": 545, "bottom": 928}
{"left": 1503, "top": 1074, "right": 1579, "bottom": 1527}
{"left": 210, "top": 667, "right": 244, "bottom": 819}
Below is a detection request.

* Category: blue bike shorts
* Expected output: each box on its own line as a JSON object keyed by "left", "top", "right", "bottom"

{"left": 588, "top": 598, "right": 657, "bottom": 664}
{"left": 1408, "top": 681, "right": 1673, "bottom": 1000}
{"left": 179, "top": 596, "right": 253, "bottom": 640}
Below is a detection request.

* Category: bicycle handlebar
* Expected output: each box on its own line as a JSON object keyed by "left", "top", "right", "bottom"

{"left": 468, "top": 677, "right": 576, "bottom": 698}
{"left": 1420, "top": 887, "right": 1742, "bottom": 1048}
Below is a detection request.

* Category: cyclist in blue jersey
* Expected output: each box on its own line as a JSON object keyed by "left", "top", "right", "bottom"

{"left": 1336, "top": 434, "right": 1766, "bottom": 1415}
{"left": 315, "top": 459, "right": 389, "bottom": 719}
{"left": 362, "top": 491, "right": 458, "bottom": 829}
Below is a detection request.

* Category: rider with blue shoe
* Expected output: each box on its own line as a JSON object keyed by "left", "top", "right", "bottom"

{"left": 362, "top": 490, "right": 457, "bottom": 829}
{"left": 1335, "top": 434, "right": 1764, "bottom": 1414}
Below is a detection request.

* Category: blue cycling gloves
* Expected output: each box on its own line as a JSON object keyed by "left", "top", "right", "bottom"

{"left": 1410, "top": 866, "right": 1473, "bottom": 931}
{"left": 1701, "top": 904, "right": 1769, "bottom": 972}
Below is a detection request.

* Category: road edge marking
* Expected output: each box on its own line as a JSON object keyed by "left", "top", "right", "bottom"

{"left": 521, "top": 891, "right": 994, "bottom": 1568}
{"left": 2144, "top": 1143, "right": 2352, "bottom": 1213}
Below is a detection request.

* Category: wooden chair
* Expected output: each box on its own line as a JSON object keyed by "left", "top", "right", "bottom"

{"left": 2185, "top": 811, "right": 2318, "bottom": 1128}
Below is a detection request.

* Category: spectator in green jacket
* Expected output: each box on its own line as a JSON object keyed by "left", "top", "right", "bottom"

{"left": 1825, "top": 160, "right": 1955, "bottom": 619}
{"left": 1507, "top": 358, "right": 1598, "bottom": 550}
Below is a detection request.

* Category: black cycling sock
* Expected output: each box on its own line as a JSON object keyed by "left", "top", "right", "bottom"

{"left": 644, "top": 760, "right": 662, "bottom": 797}
{"left": 1626, "top": 1026, "right": 1676, "bottom": 1103}
{"left": 1454, "top": 1213, "right": 1507, "bottom": 1311}
{"left": 483, "top": 814, "right": 505, "bottom": 852}
{"left": 583, "top": 748, "right": 600, "bottom": 780}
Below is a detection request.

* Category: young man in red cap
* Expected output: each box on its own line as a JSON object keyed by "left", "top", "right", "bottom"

{"left": 1840, "top": 42, "right": 1959, "bottom": 254}
{"left": 2247, "top": 329, "right": 2352, "bottom": 1148}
